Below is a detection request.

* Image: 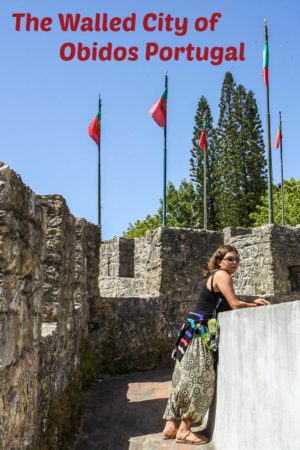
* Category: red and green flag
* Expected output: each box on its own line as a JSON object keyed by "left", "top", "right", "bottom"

{"left": 274, "top": 128, "right": 282, "bottom": 149}
{"left": 199, "top": 122, "right": 207, "bottom": 151}
{"left": 262, "top": 40, "right": 269, "bottom": 86}
{"left": 88, "top": 112, "right": 101, "bottom": 145}
{"left": 149, "top": 88, "right": 167, "bottom": 127}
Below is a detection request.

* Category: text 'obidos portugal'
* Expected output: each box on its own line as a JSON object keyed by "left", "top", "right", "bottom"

{"left": 11, "top": 11, "right": 246, "bottom": 64}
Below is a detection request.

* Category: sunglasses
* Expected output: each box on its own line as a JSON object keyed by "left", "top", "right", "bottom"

{"left": 224, "top": 257, "right": 241, "bottom": 264}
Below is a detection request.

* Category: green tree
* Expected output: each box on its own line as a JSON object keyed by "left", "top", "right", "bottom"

{"left": 125, "top": 72, "right": 268, "bottom": 237}
{"left": 124, "top": 180, "right": 197, "bottom": 238}
{"left": 240, "top": 89, "right": 267, "bottom": 224}
{"left": 214, "top": 73, "right": 267, "bottom": 228}
{"left": 214, "top": 72, "right": 238, "bottom": 227}
{"left": 124, "top": 214, "right": 161, "bottom": 238}
{"left": 250, "top": 178, "right": 300, "bottom": 226}
{"left": 190, "top": 96, "right": 218, "bottom": 229}
{"left": 163, "top": 180, "right": 198, "bottom": 227}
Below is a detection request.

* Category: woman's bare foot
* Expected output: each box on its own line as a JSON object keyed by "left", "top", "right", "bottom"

{"left": 162, "top": 419, "right": 177, "bottom": 439}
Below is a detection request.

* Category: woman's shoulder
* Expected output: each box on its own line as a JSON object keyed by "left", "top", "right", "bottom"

{"left": 208, "top": 269, "right": 230, "bottom": 277}
{"left": 212, "top": 269, "right": 231, "bottom": 281}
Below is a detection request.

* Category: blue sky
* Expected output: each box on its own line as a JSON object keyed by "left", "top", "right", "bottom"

{"left": 1, "top": 0, "right": 299, "bottom": 239}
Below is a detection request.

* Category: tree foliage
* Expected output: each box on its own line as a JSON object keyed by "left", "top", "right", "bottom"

{"left": 124, "top": 72, "right": 268, "bottom": 237}
{"left": 124, "top": 180, "right": 197, "bottom": 238}
{"left": 124, "top": 214, "right": 161, "bottom": 238}
{"left": 250, "top": 178, "right": 300, "bottom": 226}
{"left": 190, "top": 96, "right": 218, "bottom": 229}
{"left": 213, "top": 73, "right": 267, "bottom": 228}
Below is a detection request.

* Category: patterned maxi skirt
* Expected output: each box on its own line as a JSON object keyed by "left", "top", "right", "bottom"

{"left": 163, "top": 334, "right": 216, "bottom": 423}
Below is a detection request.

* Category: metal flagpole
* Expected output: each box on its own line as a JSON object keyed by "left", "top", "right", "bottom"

{"left": 163, "top": 73, "right": 168, "bottom": 227}
{"left": 98, "top": 95, "right": 102, "bottom": 238}
{"left": 203, "top": 148, "right": 207, "bottom": 230}
{"left": 264, "top": 19, "right": 274, "bottom": 224}
{"left": 279, "top": 111, "right": 285, "bottom": 225}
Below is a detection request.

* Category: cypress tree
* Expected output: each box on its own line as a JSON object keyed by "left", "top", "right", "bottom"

{"left": 242, "top": 90, "right": 267, "bottom": 224}
{"left": 190, "top": 96, "right": 218, "bottom": 229}
{"left": 214, "top": 73, "right": 267, "bottom": 228}
{"left": 214, "top": 72, "right": 238, "bottom": 228}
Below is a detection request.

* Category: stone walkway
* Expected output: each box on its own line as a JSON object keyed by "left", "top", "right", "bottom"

{"left": 73, "top": 369, "right": 215, "bottom": 450}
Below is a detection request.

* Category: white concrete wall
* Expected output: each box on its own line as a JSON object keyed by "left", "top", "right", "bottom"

{"left": 212, "top": 301, "right": 300, "bottom": 450}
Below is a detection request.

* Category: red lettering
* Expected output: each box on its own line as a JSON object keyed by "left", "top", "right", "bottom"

{"left": 123, "top": 14, "right": 136, "bottom": 32}
{"left": 239, "top": 43, "right": 245, "bottom": 61}
{"left": 110, "top": 17, "right": 122, "bottom": 31}
{"left": 91, "top": 42, "right": 98, "bottom": 61}
{"left": 58, "top": 13, "right": 81, "bottom": 31}
{"left": 113, "top": 47, "right": 126, "bottom": 61}
{"left": 210, "top": 47, "right": 223, "bottom": 65}
{"left": 128, "top": 47, "right": 139, "bottom": 61}
{"left": 195, "top": 47, "right": 209, "bottom": 61}
{"left": 225, "top": 46, "right": 238, "bottom": 62}
{"left": 186, "top": 43, "right": 195, "bottom": 61}
{"left": 145, "top": 42, "right": 159, "bottom": 60}
{"left": 143, "top": 13, "right": 157, "bottom": 32}
{"left": 102, "top": 13, "right": 109, "bottom": 31}
{"left": 209, "top": 12, "right": 222, "bottom": 31}
{"left": 60, "top": 42, "right": 139, "bottom": 62}
{"left": 60, "top": 42, "right": 76, "bottom": 61}
{"left": 12, "top": 12, "right": 52, "bottom": 31}
{"left": 160, "top": 46, "right": 173, "bottom": 61}
{"left": 12, "top": 13, "right": 26, "bottom": 31}
{"left": 40, "top": 17, "right": 52, "bottom": 31}
{"left": 194, "top": 17, "right": 208, "bottom": 32}
{"left": 98, "top": 42, "right": 113, "bottom": 61}
{"left": 77, "top": 42, "right": 91, "bottom": 61}
{"left": 173, "top": 46, "right": 186, "bottom": 61}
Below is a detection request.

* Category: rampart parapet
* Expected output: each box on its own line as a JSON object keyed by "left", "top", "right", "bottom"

{"left": 1, "top": 161, "right": 300, "bottom": 449}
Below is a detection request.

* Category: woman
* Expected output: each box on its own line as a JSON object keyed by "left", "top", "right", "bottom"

{"left": 162, "top": 244, "right": 270, "bottom": 445}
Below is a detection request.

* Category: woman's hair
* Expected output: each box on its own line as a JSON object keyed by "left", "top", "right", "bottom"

{"left": 203, "top": 244, "right": 239, "bottom": 277}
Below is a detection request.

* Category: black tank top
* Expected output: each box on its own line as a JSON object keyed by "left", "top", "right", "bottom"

{"left": 193, "top": 270, "right": 232, "bottom": 319}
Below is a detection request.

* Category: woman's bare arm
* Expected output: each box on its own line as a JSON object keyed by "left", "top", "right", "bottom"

{"left": 214, "top": 270, "right": 270, "bottom": 309}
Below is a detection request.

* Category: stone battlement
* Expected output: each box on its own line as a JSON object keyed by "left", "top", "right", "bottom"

{"left": 0, "top": 163, "right": 100, "bottom": 449}
{"left": 99, "top": 224, "right": 300, "bottom": 304}
{"left": 1, "top": 161, "right": 300, "bottom": 449}
{"left": 99, "top": 228, "right": 223, "bottom": 299}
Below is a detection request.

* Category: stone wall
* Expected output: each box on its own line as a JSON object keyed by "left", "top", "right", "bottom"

{"left": 99, "top": 227, "right": 223, "bottom": 300}
{"left": 94, "top": 228, "right": 224, "bottom": 372}
{"left": 0, "top": 163, "right": 100, "bottom": 450}
{"left": 224, "top": 225, "right": 300, "bottom": 302}
{"left": 0, "top": 163, "right": 45, "bottom": 449}
{"left": 158, "top": 228, "right": 223, "bottom": 301}
{"left": 89, "top": 296, "right": 192, "bottom": 374}
{"left": 99, "top": 225, "right": 300, "bottom": 305}
{"left": 224, "top": 226, "right": 275, "bottom": 298}
{"left": 93, "top": 225, "right": 300, "bottom": 373}
{"left": 99, "top": 230, "right": 163, "bottom": 298}
{"left": 2, "top": 161, "right": 300, "bottom": 448}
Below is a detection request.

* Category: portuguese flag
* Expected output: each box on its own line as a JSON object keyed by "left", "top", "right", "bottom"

{"left": 263, "top": 40, "right": 269, "bottom": 86}
{"left": 274, "top": 128, "right": 282, "bottom": 149}
{"left": 88, "top": 112, "right": 101, "bottom": 145}
{"left": 149, "top": 88, "right": 167, "bottom": 127}
{"left": 199, "top": 122, "right": 207, "bottom": 151}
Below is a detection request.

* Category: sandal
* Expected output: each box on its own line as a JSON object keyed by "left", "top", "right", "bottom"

{"left": 162, "top": 431, "right": 177, "bottom": 440}
{"left": 176, "top": 430, "right": 209, "bottom": 445}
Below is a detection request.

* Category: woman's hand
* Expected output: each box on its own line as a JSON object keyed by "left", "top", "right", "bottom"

{"left": 253, "top": 298, "right": 270, "bottom": 306}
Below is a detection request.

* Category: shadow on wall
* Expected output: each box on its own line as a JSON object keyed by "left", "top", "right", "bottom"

{"left": 73, "top": 369, "right": 172, "bottom": 450}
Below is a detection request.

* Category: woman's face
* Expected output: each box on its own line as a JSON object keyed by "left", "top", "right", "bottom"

{"left": 219, "top": 251, "right": 240, "bottom": 274}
